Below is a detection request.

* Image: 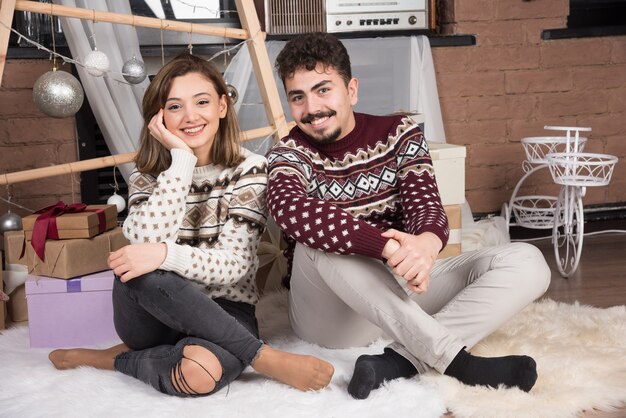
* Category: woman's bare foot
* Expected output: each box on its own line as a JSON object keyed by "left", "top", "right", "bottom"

{"left": 251, "top": 345, "right": 334, "bottom": 391}
{"left": 49, "top": 343, "right": 130, "bottom": 371}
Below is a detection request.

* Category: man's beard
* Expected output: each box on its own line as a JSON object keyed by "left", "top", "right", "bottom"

{"left": 312, "top": 127, "right": 342, "bottom": 144}
{"left": 301, "top": 111, "right": 341, "bottom": 144}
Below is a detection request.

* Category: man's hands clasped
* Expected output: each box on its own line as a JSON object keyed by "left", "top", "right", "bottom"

{"left": 381, "top": 230, "right": 442, "bottom": 294}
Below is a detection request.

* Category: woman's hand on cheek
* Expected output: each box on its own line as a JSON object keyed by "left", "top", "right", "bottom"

{"left": 108, "top": 243, "right": 168, "bottom": 282}
{"left": 148, "top": 109, "right": 192, "bottom": 153}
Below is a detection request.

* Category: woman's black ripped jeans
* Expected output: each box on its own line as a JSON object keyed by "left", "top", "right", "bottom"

{"left": 111, "top": 270, "right": 262, "bottom": 397}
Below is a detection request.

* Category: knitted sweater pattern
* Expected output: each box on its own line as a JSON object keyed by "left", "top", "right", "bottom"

{"left": 123, "top": 148, "right": 268, "bottom": 304}
{"left": 267, "top": 113, "right": 449, "bottom": 260}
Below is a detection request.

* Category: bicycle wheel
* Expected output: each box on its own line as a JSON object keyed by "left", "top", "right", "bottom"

{"left": 552, "top": 185, "right": 584, "bottom": 277}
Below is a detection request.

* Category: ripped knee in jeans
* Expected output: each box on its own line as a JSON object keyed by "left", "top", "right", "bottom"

{"left": 170, "top": 344, "right": 223, "bottom": 396}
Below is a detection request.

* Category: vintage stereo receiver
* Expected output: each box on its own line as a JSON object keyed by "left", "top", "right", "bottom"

{"left": 255, "top": 0, "right": 432, "bottom": 35}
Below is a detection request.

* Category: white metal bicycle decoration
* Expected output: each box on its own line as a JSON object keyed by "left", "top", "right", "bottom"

{"left": 502, "top": 126, "right": 618, "bottom": 277}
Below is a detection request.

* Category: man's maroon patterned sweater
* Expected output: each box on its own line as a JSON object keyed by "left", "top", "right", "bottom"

{"left": 267, "top": 112, "right": 449, "bottom": 261}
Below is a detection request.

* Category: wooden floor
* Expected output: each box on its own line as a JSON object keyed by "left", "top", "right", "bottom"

{"left": 539, "top": 231, "right": 626, "bottom": 309}
{"left": 539, "top": 230, "right": 626, "bottom": 417}
{"left": 447, "top": 226, "right": 626, "bottom": 418}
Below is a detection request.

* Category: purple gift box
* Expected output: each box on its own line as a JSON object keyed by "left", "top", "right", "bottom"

{"left": 25, "top": 270, "right": 120, "bottom": 348}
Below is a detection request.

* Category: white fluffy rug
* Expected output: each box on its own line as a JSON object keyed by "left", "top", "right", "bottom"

{"left": 0, "top": 292, "right": 624, "bottom": 418}
{"left": 0, "top": 290, "right": 445, "bottom": 418}
{"left": 422, "top": 298, "right": 626, "bottom": 418}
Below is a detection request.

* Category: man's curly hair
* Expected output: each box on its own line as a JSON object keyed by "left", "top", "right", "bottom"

{"left": 275, "top": 32, "right": 352, "bottom": 87}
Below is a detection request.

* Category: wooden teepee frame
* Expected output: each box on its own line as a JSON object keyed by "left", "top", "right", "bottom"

{"left": 0, "top": 0, "right": 289, "bottom": 186}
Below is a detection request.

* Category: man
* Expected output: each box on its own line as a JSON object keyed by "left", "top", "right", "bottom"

{"left": 266, "top": 32, "right": 551, "bottom": 399}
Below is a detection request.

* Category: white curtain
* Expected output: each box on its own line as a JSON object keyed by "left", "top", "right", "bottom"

{"left": 55, "top": 0, "right": 148, "bottom": 181}
{"left": 409, "top": 36, "right": 445, "bottom": 142}
{"left": 225, "top": 35, "right": 447, "bottom": 156}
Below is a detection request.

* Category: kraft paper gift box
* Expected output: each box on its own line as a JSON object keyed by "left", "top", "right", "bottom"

{"left": 22, "top": 203, "right": 117, "bottom": 244}
{"left": 25, "top": 270, "right": 119, "bottom": 348}
{"left": 3, "top": 232, "right": 29, "bottom": 323}
{"left": 7, "top": 283, "right": 28, "bottom": 322}
{"left": 4, "top": 230, "right": 27, "bottom": 266}
{"left": 429, "top": 142, "right": 466, "bottom": 206}
{"left": 26, "top": 227, "right": 129, "bottom": 279}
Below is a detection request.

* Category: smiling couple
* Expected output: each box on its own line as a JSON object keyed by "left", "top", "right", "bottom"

{"left": 49, "top": 33, "right": 550, "bottom": 401}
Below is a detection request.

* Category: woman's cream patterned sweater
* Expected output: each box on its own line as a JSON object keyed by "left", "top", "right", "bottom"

{"left": 123, "top": 148, "right": 268, "bottom": 304}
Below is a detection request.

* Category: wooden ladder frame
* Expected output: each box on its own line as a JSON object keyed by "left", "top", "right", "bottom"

{"left": 0, "top": 0, "right": 289, "bottom": 185}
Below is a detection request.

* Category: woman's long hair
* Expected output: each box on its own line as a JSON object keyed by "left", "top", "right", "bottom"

{"left": 135, "top": 52, "right": 243, "bottom": 176}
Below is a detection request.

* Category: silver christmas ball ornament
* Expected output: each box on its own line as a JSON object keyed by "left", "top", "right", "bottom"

{"left": 0, "top": 212, "right": 23, "bottom": 235}
{"left": 33, "top": 70, "right": 84, "bottom": 118}
{"left": 122, "top": 56, "right": 147, "bottom": 84}
{"left": 107, "top": 193, "right": 126, "bottom": 213}
{"left": 226, "top": 83, "right": 238, "bottom": 104}
{"left": 84, "top": 49, "right": 110, "bottom": 77}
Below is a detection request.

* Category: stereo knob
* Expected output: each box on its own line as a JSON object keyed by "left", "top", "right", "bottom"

{"left": 336, "top": 20, "right": 341, "bottom": 26}
{"left": 347, "top": 20, "right": 352, "bottom": 25}
{"left": 408, "top": 15, "right": 417, "bottom": 25}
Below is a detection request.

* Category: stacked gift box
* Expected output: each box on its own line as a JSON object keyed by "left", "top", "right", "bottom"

{"left": 3, "top": 229, "right": 29, "bottom": 324}
{"left": 2, "top": 202, "right": 129, "bottom": 348}
{"left": 26, "top": 271, "right": 120, "bottom": 348}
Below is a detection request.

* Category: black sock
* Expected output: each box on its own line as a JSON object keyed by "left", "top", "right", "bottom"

{"left": 348, "top": 348, "right": 418, "bottom": 399}
{"left": 444, "top": 349, "right": 538, "bottom": 392}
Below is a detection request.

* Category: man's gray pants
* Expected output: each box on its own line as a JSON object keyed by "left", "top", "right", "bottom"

{"left": 289, "top": 242, "right": 551, "bottom": 373}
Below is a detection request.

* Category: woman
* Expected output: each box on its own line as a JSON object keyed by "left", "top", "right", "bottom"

{"left": 49, "top": 52, "right": 334, "bottom": 396}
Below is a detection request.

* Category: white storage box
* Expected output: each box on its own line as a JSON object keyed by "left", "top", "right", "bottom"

{"left": 429, "top": 142, "right": 466, "bottom": 206}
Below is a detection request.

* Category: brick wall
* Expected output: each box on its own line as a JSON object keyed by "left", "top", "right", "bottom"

{"left": 435, "top": 0, "right": 626, "bottom": 213}
{"left": 0, "top": 60, "right": 80, "bottom": 217}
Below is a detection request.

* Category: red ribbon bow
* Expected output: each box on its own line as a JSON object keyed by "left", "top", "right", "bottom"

{"left": 30, "top": 201, "right": 106, "bottom": 261}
